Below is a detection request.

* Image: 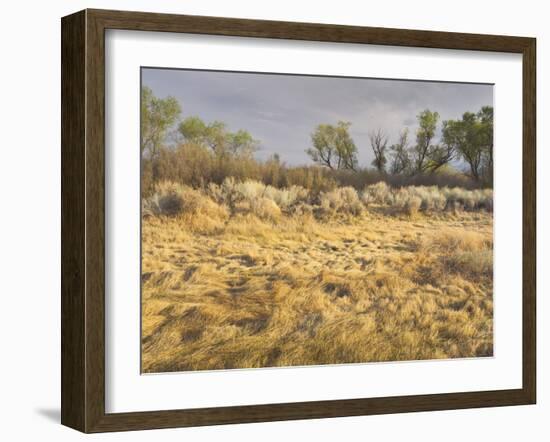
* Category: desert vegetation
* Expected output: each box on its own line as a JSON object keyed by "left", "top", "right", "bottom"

{"left": 140, "top": 84, "right": 494, "bottom": 373}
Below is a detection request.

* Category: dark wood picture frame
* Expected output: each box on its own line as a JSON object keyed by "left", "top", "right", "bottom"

{"left": 61, "top": 8, "right": 536, "bottom": 433}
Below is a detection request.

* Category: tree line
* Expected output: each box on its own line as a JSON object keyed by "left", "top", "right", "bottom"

{"left": 141, "top": 86, "right": 493, "bottom": 193}
{"left": 141, "top": 86, "right": 260, "bottom": 161}
{"left": 306, "top": 107, "right": 493, "bottom": 185}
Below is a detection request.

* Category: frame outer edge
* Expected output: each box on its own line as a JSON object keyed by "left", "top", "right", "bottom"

{"left": 86, "top": 8, "right": 532, "bottom": 52}
{"left": 60, "top": 8, "right": 537, "bottom": 433}
{"left": 61, "top": 10, "right": 87, "bottom": 432}
{"left": 84, "top": 9, "right": 108, "bottom": 433}
{"left": 522, "top": 37, "right": 536, "bottom": 404}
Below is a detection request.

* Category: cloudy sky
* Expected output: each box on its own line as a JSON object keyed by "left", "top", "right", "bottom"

{"left": 142, "top": 67, "right": 493, "bottom": 168}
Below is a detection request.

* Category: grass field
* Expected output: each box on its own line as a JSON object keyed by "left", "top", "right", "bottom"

{"left": 141, "top": 182, "right": 493, "bottom": 373}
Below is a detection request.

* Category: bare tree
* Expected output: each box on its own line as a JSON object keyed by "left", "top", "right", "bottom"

{"left": 369, "top": 128, "right": 389, "bottom": 173}
{"left": 389, "top": 128, "right": 411, "bottom": 175}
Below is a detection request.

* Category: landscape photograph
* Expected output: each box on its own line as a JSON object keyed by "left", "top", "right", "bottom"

{"left": 140, "top": 68, "right": 494, "bottom": 374}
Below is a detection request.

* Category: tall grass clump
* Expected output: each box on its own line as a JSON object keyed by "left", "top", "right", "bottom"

{"left": 415, "top": 228, "right": 493, "bottom": 280}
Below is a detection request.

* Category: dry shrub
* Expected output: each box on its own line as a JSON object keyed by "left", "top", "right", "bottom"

{"left": 206, "top": 181, "right": 224, "bottom": 204}
{"left": 143, "top": 181, "right": 228, "bottom": 222}
{"left": 407, "top": 186, "right": 446, "bottom": 211}
{"left": 376, "top": 185, "right": 494, "bottom": 214}
{"left": 235, "top": 179, "right": 266, "bottom": 200}
{"left": 235, "top": 196, "right": 282, "bottom": 221}
{"left": 281, "top": 166, "right": 338, "bottom": 195}
{"left": 441, "top": 187, "right": 493, "bottom": 212}
{"left": 264, "top": 185, "right": 309, "bottom": 211}
{"left": 392, "top": 188, "right": 410, "bottom": 209}
{"left": 143, "top": 179, "right": 492, "bottom": 226}
{"left": 290, "top": 202, "right": 315, "bottom": 217}
{"left": 478, "top": 189, "right": 494, "bottom": 212}
{"left": 433, "top": 193, "right": 448, "bottom": 211}
{"left": 319, "top": 186, "right": 364, "bottom": 215}
{"left": 215, "top": 178, "right": 308, "bottom": 214}
{"left": 404, "top": 195, "right": 422, "bottom": 217}
{"left": 362, "top": 181, "right": 391, "bottom": 205}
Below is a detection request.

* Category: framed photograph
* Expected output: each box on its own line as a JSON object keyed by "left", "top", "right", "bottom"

{"left": 61, "top": 9, "right": 536, "bottom": 433}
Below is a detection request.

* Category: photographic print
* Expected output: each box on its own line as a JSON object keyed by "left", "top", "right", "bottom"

{"left": 140, "top": 68, "right": 494, "bottom": 374}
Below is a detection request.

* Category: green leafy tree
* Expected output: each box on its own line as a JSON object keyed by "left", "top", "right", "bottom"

{"left": 477, "top": 106, "right": 494, "bottom": 185}
{"left": 176, "top": 116, "right": 208, "bottom": 144}
{"left": 178, "top": 116, "right": 258, "bottom": 157}
{"left": 428, "top": 123, "right": 456, "bottom": 172}
{"left": 412, "top": 109, "right": 439, "bottom": 173}
{"left": 458, "top": 112, "right": 484, "bottom": 180}
{"left": 307, "top": 124, "right": 336, "bottom": 169}
{"left": 226, "top": 129, "right": 260, "bottom": 157}
{"left": 204, "top": 121, "right": 229, "bottom": 154}
{"left": 140, "top": 86, "right": 181, "bottom": 158}
{"left": 442, "top": 108, "right": 493, "bottom": 182}
{"left": 306, "top": 121, "right": 357, "bottom": 170}
{"left": 334, "top": 121, "right": 358, "bottom": 170}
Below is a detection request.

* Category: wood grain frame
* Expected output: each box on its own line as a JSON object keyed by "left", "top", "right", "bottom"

{"left": 61, "top": 8, "right": 536, "bottom": 433}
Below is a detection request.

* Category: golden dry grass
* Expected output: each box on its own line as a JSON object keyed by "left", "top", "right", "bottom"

{"left": 141, "top": 204, "right": 493, "bottom": 373}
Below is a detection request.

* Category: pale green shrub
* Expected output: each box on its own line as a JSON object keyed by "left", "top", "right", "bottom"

{"left": 291, "top": 203, "right": 315, "bottom": 217}
{"left": 234, "top": 196, "right": 282, "bottom": 221}
{"left": 477, "top": 189, "right": 494, "bottom": 212}
{"left": 320, "top": 186, "right": 363, "bottom": 215}
{"left": 236, "top": 180, "right": 266, "bottom": 200}
{"left": 264, "top": 184, "right": 309, "bottom": 210}
{"left": 407, "top": 195, "right": 422, "bottom": 208}
{"left": 143, "top": 181, "right": 228, "bottom": 219}
{"left": 217, "top": 178, "right": 308, "bottom": 213}
{"left": 363, "top": 181, "right": 391, "bottom": 205}
{"left": 360, "top": 190, "right": 373, "bottom": 206}
{"left": 206, "top": 182, "right": 224, "bottom": 204}
{"left": 405, "top": 195, "right": 422, "bottom": 216}
{"left": 143, "top": 178, "right": 492, "bottom": 221}
{"left": 392, "top": 188, "right": 410, "bottom": 209}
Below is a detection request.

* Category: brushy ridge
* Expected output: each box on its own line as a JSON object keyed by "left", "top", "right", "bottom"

{"left": 143, "top": 178, "right": 493, "bottom": 220}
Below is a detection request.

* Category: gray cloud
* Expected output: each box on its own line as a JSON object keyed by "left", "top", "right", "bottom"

{"left": 142, "top": 68, "right": 493, "bottom": 168}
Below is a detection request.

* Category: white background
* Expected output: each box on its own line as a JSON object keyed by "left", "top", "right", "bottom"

{"left": 0, "top": 0, "right": 547, "bottom": 440}
{"left": 106, "top": 31, "right": 522, "bottom": 413}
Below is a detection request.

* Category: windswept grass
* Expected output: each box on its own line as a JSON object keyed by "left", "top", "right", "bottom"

{"left": 141, "top": 180, "right": 493, "bottom": 373}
